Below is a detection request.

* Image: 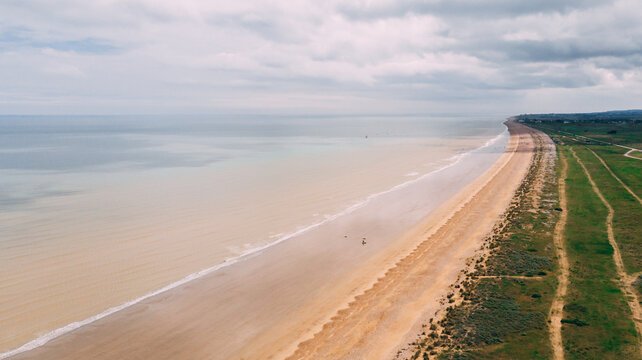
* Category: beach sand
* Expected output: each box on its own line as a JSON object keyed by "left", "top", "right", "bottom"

{"left": 10, "top": 121, "right": 533, "bottom": 360}
{"left": 286, "top": 121, "right": 536, "bottom": 359}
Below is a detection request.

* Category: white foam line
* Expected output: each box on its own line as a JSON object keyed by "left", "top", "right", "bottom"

{"left": 0, "top": 126, "right": 508, "bottom": 359}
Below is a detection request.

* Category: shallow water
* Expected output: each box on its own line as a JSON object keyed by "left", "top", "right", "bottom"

{"left": 0, "top": 115, "right": 505, "bottom": 354}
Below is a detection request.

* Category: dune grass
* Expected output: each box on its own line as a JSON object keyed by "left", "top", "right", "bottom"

{"left": 403, "top": 131, "right": 559, "bottom": 360}
{"left": 404, "top": 121, "right": 641, "bottom": 359}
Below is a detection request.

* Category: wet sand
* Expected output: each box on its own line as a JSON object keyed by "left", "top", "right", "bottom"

{"left": 8, "top": 123, "right": 531, "bottom": 360}
{"left": 1, "top": 135, "right": 489, "bottom": 355}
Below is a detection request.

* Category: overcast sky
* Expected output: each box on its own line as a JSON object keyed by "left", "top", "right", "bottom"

{"left": 1, "top": 0, "right": 641, "bottom": 115}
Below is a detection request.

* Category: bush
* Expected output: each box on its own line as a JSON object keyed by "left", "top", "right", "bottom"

{"left": 561, "top": 318, "right": 588, "bottom": 327}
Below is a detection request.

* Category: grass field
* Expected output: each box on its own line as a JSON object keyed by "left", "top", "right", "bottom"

{"left": 570, "top": 146, "right": 641, "bottom": 274}
{"left": 547, "top": 122, "right": 642, "bottom": 148}
{"left": 557, "top": 145, "right": 638, "bottom": 359}
{"left": 526, "top": 121, "right": 642, "bottom": 276}
{"left": 525, "top": 117, "right": 642, "bottom": 359}
{"left": 586, "top": 146, "right": 642, "bottom": 196}
{"left": 515, "top": 113, "right": 642, "bottom": 149}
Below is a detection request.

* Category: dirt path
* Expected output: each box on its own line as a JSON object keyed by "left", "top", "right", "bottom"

{"left": 586, "top": 148, "right": 642, "bottom": 204}
{"left": 570, "top": 148, "right": 642, "bottom": 356}
{"left": 624, "top": 149, "right": 642, "bottom": 161}
{"left": 549, "top": 151, "right": 570, "bottom": 360}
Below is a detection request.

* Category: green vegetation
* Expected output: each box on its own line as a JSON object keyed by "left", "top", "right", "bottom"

{"left": 524, "top": 114, "right": 642, "bottom": 275}
{"left": 557, "top": 146, "right": 638, "bottom": 358}
{"left": 571, "top": 146, "right": 641, "bottom": 273}
{"left": 406, "top": 112, "right": 642, "bottom": 359}
{"left": 585, "top": 146, "right": 642, "bottom": 196}
{"left": 517, "top": 115, "right": 642, "bottom": 197}
{"left": 404, "top": 131, "right": 560, "bottom": 359}
{"left": 515, "top": 110, "right": 642, "bottom": 123}
{"left": 515, "top": 110, "right": 642, "bottom": 148}
{"left": 521, "top": 112, "right": 642, "bottom": 359}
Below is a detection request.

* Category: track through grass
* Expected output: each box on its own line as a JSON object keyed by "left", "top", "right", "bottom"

{"left": 570, "top": 148, "right": 642, "bottom": 357}
{"left": 549, "top": 152, "right": 569, "bottom": 360}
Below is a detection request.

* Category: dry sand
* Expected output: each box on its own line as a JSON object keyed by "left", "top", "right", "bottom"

{"left": 11, "top": 122, "right": 535, "bottom": 360}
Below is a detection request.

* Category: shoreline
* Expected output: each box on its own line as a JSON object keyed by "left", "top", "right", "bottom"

{"left": 8, "top": 125, "right": 512, "bottom": 360}
{"left": 0, "top": 129, "right": 507, "bottom": 360}
{"left": 284, "top": 121, "right": 535, "bottom": 359}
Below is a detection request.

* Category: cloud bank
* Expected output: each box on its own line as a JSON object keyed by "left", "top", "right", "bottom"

{"left": 1, "top": 0, "right": 641, "bottom": 115}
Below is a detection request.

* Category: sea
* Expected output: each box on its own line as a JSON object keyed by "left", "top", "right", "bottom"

{"left": 0, "top": 114, "right": 507, "bottom": 356}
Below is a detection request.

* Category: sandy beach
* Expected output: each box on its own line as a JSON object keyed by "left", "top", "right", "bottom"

{"left": 0, "top": 118, "right": 505, "bottom": 357}
{"left": 3, "top": 1, "right": 639, "bottom": 358}
{"left": 8, "top": 121, "right": 533, "bottom": 360}
{"left": 286, "top": 121, "right": 536, "bottom": 359}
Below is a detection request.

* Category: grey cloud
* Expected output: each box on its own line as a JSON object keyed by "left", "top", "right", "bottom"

{"left": 338, "top": 0, "right": 612, "bottom": 20}
{"left": 496, "top": 39, "right": 642, "bottom": 63}
{"left": 1, "top": 0, "right": 641, "bottom": 115}
{"left": 206, "top": 14, "right": 293, "bottom": 43}
{"left": 378, "top": 65, "right": 597, "bottom": 92}
{"left": 593, "top": 54, "right": 642, "bottom": 70}
{"left": 37, "top": 38, "right": 117, "bottom": 54}
{"left": 498, "top": 70, "right": 597, "bottom": 90}
{"left": 0, "top": 26, "right": 118, "bottom": 53}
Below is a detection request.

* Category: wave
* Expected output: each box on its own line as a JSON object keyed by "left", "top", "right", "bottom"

{"left": 0, "top": 126, "right": 508, "bottom": 359}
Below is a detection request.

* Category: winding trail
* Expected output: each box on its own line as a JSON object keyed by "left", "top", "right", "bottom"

{"left": 586, "top": 148, "right": 642, "bottom": 204}
{"left": 549, "top": 151, "right": 569, "bottom": 360}
{"left": 624, "top": 149, "right": 642, "bottom": 161}
{"left": 570, "top": 148, "right": 642, "bottom": 357}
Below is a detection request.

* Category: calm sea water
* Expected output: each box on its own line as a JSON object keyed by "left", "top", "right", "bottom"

{"left": 0, "top": 115, "right": 505, "bottom": 354}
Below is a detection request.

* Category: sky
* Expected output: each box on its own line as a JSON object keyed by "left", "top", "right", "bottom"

{"left": 1, "top": 0, "right": 641, "bottom": 115}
